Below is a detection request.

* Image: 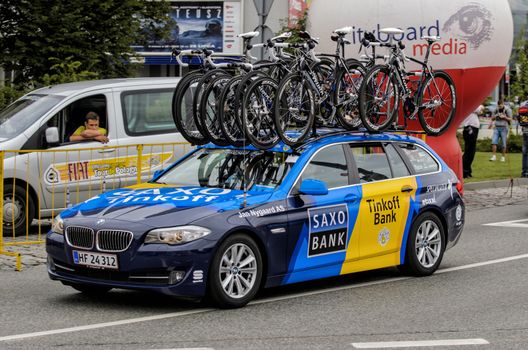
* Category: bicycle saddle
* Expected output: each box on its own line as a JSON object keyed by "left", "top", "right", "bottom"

{"left": 271, "top": 32, "right": 292, "bottom": 42}
{"left": 421, "top": 36, "right": 440, "bottom": 43}
{"left": 237, "top": 31, "right": 259, "bottom": 39}
{"left": 379, "top": 27, "right": 405, "bottom": 35}
{"left": 333, "top": 26, "right": 352, "bottom": 35}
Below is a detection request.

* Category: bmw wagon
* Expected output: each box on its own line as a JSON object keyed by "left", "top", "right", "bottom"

{"left": 46, "top": 132, "right": 464, "bottom": 308}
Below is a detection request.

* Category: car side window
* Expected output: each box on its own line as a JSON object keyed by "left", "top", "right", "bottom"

{"left": 385, "top": 143, "right": 410, "bottom": 178}
{"left": 398, "top": 143, "right": 439, "bottom": 174}
{"left": 300, "top": 145, "right": 348, "bottom": 189}
{"left": 349, "top": 143, "right": 392, "bottom": 183}
{"left": 122, "top": 89, "right": 177, "bottom": 135}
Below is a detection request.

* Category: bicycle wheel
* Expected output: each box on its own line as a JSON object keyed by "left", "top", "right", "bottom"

{"left": 359, "top": 65, "right": 399, "bottom": 132}
{"left": 242, "top": 76, "right": 280, "bottom": 150}
{"left": 310, "top": 60, "right": 335, "bottom": 122}
{"left": 274, "top": 72, "right": 315, "bottom": 147}
{"left": 172, "top": 72, "right": 208, "bottom": 145}
{"left": 199, "top": 74, "right": 232, "bottom": 146}
{"left": 334, "top": 59, "right": 366, "bottom": 130}
{"left": 219, "top": 76, "right": 246, "bottom": 147}
{"left": 417, "top": 70, "right": 456, "bottom": 136}
{"left": 193, "top": 69, "right": 231, "bottom": 137}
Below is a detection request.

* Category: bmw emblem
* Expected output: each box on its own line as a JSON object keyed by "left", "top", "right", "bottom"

{"left": 96, "top": 219, "right": 105, "bottom": 225}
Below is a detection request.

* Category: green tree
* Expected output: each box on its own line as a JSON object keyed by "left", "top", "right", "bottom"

{"left": 0, "top": 0, "right": 175, "bottom": 87}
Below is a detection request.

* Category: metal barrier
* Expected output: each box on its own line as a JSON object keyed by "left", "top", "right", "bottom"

{"left": 0, "top": 142, "right": 191, "bottom": 270}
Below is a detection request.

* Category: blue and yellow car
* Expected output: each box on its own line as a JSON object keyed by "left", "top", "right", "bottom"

{"left": 47, "top": 132, "right": 464, "bottom": 308}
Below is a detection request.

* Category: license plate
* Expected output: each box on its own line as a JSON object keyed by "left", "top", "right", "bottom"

{"left": 72, "top": 250, "right": 118, "bottom": 270}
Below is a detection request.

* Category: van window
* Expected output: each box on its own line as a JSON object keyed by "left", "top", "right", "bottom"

{"left": 48, "top": 94, "right": 107, "bottom": 144}
{"left": 0, "top": 94, "right": 64, "bottom": 139}
{"left": 122, "top": 89, "right": 177, "bottom": 135}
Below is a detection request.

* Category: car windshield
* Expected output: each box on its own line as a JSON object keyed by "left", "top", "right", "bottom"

{"left": 0, "top": 94, "right": 64, "bottom": 139}
{"left": 155, "top": 148, "right": 295, "bottom": 191}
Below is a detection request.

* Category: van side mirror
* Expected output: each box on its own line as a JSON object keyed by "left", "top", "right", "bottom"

{"left": 45, "top": 127, "right": 60, "bottom": 145}
{"left": 299, "top": 179, "right": 328, "bottom": 196}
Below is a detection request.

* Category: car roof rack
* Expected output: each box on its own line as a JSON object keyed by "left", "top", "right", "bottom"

{"left": 296, "top": 128, "right": 428, "bottom": 149}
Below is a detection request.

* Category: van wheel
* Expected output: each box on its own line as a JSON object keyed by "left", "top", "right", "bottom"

{"left": 3, "top": 184, "right": 35, "bottom": 237}
{"left": 208, "top": 234, "right": 262, "bottom": 308}
{"left": 399, "top": 212, "right": 445, "bottom": 276}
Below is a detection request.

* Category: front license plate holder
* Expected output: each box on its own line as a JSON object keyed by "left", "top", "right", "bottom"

{"left": 72, "top": 250, "right": 118, "bottom": 270}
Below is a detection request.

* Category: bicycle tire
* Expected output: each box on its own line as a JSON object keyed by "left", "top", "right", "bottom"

{"left": 218, "top": 76, "right": 246, "bottom": 147}
{"left": 172, "top": 71, "right": 208, "bottom": 145}
{"left": 193, "top": 69, "right": 231, "bottom": 137}
{"left": 417, "top": 70, "right": 456, "bottom": 136}
{"left": 359, "top": 65, "right": 399, "bottom": 132}
{"left": 334, "top": 59, "right": 366, "bottom": 130}
{"left": 242, "top": 76, "right": 280, "bottom": 150}
{"left": 199, "top": 74, "right": 232, "bottom": 146}
{"left": 310, "top": 60, "right": 335, "bottom": 122}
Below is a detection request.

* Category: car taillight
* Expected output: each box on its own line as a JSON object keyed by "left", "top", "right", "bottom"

{"left": 456, "top": 182, "right": 463, "bottom": 196}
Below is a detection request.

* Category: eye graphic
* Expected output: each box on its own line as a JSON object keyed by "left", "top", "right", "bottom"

{"left": 443, "top": 3, "right": 493, "bottom": 48}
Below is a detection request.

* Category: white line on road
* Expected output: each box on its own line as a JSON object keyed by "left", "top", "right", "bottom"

{"left": 2, "top": 253, "right": 528, "bottom": 342}
{"left": 148, "top": 348, "right": 214, "bottom": 350}
{"left": 351, "top": 338, "right": 489, "bottom": 348}
{"left": 483, "top": 218, "right": 528, "bottom": 228}
{"left": 0, "top": 309, "right": 214, "bottom": 342}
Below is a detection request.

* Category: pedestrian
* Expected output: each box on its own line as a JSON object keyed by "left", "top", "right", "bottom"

{"left": 518, "top": 100, "right": 528, "bottom": 177}
{"left": 462, "top": 104, "right": 483, "bottom": 178}
{"left": 489, "top": 99, "right": 512, "bottom": 162}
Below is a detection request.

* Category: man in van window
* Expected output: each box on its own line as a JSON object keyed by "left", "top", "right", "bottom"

{"left": 69, "top": 111, "right": 109, "bottom": 143}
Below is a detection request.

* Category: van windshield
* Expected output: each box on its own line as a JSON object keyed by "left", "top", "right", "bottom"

{"left": 0, "top": 94, "right": 64, "bottom": 139}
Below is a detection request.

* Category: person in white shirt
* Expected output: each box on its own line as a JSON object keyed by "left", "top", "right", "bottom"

{"left": 462, "top": 104, "right": 483, "bottom": 178}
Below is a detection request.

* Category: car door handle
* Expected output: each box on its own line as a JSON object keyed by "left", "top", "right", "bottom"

{"left": 344, "top": 193, "right": 360, "bottom": 202}
{"left": 97, "top": 148, "right": 116, "bottom": 154}
{"left": 401, "top": 186, "right": 414, "bottom": 193}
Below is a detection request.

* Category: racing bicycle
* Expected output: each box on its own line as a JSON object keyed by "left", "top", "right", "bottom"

{"left": 358, "top": 28, "right": 456, "bottom": 136}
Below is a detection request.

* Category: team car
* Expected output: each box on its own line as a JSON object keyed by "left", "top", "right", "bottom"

{"left": 46, "top": 132, "right": 465, "bottom": 308}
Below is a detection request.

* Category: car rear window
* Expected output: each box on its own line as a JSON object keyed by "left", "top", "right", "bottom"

{"left": 398, "top": 143, "right": 439, "bottom": 174}
{"left": 349, "top": 143, "right": 392, "bottom": 183}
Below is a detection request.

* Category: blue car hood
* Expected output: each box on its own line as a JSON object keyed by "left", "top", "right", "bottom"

{"left": 60, "top": 184, "right": 274, "bottom": 226}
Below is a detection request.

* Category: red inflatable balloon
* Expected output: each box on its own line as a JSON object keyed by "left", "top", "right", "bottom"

{"left": 308, "top": 0, "right": 513, "bottom": 182}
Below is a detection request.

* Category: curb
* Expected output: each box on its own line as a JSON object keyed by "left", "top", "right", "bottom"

{"left": 464, "top": 177, "right": 528, "bottom": 191}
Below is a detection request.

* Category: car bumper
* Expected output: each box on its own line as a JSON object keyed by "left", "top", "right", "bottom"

{"left": 445, "top": 198, "right": 465, "bottom": 250}
{"left": 46, "top": 232, "right": 215, "bottom": 297}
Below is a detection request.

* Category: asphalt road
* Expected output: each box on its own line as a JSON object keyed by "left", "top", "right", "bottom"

{"left": 0, "top": 201, "right": 527, "bottom": 350}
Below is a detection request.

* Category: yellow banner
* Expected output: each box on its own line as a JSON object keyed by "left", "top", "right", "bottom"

{"left": 44, "top": 152, "right": 173, "bottom": 185}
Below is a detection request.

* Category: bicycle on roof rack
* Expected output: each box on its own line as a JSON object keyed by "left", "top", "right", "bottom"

{"left": 272, "top": 28, "right": 367, "bottom": 148}
{"left": 358, "top": 27, "right": 456, "bottom": 136}
{"left": 171, "top": 32, "right": 265, "bottom": 146}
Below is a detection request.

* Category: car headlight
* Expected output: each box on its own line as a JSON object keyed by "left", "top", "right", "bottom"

{"left": 145, "top": 226, "right": 211, "bottom": 245}
{"left": 51, "top": 215, "right": 64, "bottom": 235}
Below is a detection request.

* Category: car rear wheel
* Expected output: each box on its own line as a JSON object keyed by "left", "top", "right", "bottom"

{"left": 208, "top": 234, "right": 262, "bottom": 308}
{"left": 399, "top": 212, "right": 445, "bottom": 276}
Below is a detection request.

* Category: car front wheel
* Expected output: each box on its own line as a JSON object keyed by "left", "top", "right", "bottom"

{"left": 400, "top": 212, "right": 445, "bottom": 276}
{"left": 208, "top": 234, "right": 262, "bottom": 308}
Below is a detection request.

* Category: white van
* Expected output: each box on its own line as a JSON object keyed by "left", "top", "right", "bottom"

{"left": 0, "top": 77, "right": 189, "bottom": 235}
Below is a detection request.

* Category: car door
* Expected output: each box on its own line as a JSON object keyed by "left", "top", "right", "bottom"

{"left": 347, "top": 142, "right": 417, "bottom": 266}
{"left": 113, "top": 87, "right": 191, "bottom": 188}
{"left": 284, "top": 144, "right": 362, "bottom": 284}
{"left": 37, "top": 91, "right": 121, "bottom": 211}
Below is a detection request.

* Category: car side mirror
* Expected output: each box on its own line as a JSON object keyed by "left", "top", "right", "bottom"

{"left": 45, "top": 127, "right": 60, "bottom": 145}
{"left": 299, "top": 179, "right": 328, "bottom": 196}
